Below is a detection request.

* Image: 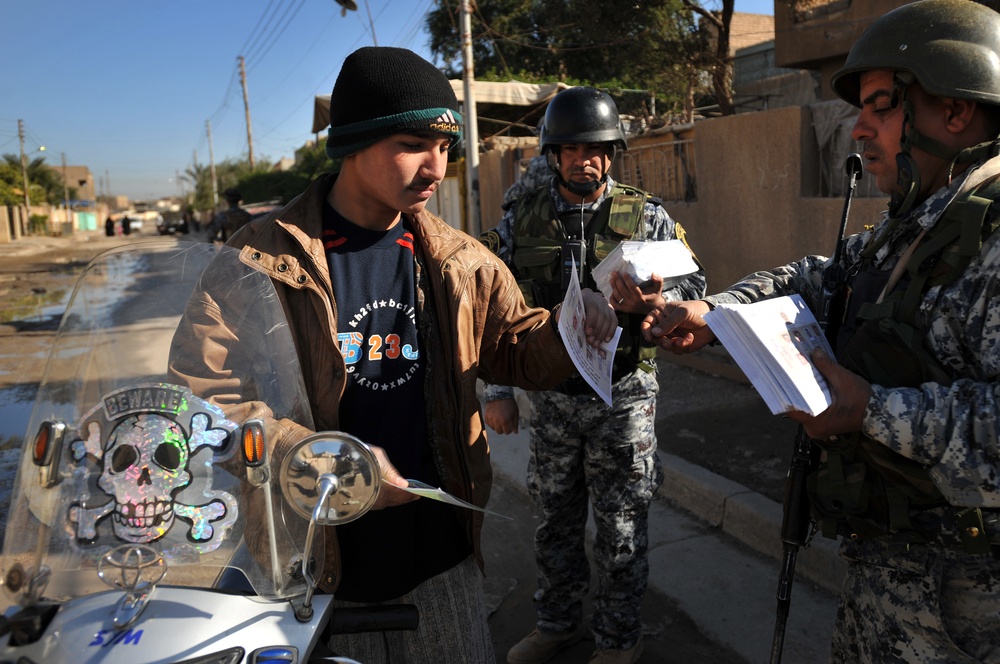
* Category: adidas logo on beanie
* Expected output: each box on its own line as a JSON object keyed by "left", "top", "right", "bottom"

{"left": 326, "top": 46, "right": 464, "bottom": 159}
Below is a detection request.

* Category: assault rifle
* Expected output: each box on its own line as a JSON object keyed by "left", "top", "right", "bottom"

{"left": 769, "top": 153, "right": 863, "bottom": 664}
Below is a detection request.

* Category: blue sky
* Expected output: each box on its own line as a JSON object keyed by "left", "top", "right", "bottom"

{"left": 1, "top": 0, "right": 775, "bottom": 201}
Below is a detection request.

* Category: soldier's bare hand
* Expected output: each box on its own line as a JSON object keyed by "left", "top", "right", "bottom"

{"left": 640, "top": 300, "right": 715, "bottom": 353}
{"left": 484, "top": 398, "right": 519, "bottom": 435}
{"left": 610, "top": 271, "right": 664, "bottom": 314}
{"left": 786, "top": 349, "right": 871, "bottom": 440}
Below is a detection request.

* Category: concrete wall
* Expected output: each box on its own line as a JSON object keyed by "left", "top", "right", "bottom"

{"left": 474, "top": 106, "right": 888, "bottom": 295}
{"left": 658, "top": 106, "right": 885, "bottom": 294}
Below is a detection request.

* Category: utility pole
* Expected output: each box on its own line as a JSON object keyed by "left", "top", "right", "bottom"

{"left": 62, "top": 152, "right": 70, "bottom": 233}
{"left": 460, "top": 0, "right": 481, "bottom": 235}
{"left": 363, "top": 0, "right": 378, "bottom": 45}
{"left": 239, "top": 56, "right": 255, "bottom": 169}
{"left": 207, "top": 119, "right": 219, "bottom": 207}
{"left": 17, "top": 119, "right": 30, "bottom": 237}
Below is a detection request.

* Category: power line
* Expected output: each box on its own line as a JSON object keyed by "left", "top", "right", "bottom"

{"left": 237, "top": 0, "right": 282, "bottom": 57}
{"left": 246, "top": 0, "right": 309, "bottom": 71}
{"left": 254, "top": 12, "right": 338, "bottom": 106}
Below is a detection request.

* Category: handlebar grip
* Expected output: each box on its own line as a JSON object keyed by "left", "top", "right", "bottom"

{"left": 327, "top": 605, "right": 419, "bottom": 634}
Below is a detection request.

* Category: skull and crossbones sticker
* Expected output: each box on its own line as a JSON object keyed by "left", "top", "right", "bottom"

{"left": 68, "top": 384, "right": 239, "bottom": 553}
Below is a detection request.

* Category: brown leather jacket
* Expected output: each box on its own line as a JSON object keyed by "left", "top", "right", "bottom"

{"left": 170, "top": 172, "right": 574, "bottom": 592}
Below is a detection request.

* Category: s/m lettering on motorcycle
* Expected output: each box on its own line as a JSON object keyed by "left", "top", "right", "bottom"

{"left": 103, "top": 385, "right": 189, "bottom": 419}
{"left": 89, "top": 628, "right": 143, "bottom": 647}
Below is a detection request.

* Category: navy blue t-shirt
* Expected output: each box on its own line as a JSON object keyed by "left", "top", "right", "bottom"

{"left": 323, "top": 202, "right": 469, "bottom": 601}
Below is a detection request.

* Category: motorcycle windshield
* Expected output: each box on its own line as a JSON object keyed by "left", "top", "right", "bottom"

{"left": 1, "top": 241, "right": 318, "bottom": 605}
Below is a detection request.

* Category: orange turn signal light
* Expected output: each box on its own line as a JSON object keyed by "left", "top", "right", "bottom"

{"left": 32, "top": 421, "right": 65, "bottom": 467}
{"left": 241, "top": 420, "right": 266, "bottom": 467}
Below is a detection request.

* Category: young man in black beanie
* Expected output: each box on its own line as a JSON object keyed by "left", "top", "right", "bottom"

{"left": 169, "top": 46, "right": 616, "bottom": 663}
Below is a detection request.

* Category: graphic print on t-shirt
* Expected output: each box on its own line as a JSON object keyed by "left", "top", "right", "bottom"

{"left": 324, "top": 208, "right": 423, "bottom": 398}
{"left": 337, "top": 295, "right": 420, "bottom": 392}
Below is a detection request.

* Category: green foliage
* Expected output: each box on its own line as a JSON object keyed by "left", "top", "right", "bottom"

{"left": 0, "top": 161, "right": 22, "bottom": 205}
{"left": 29, "top": 214, "right": 48, "bottom": 234}
{"left": 294, "top": 142, "right": 341, "bottom": 180}
{"left": 237, "top": 170, "right": 311, "bottom": 206}
{"left": 183, "top": 157, "right": 275, "bottom": 211}
{"left": 426, "top": 0, "right": 706, "bottom": 122}
{"left": 0, "top": 154, "right": 67, "bottom": 205}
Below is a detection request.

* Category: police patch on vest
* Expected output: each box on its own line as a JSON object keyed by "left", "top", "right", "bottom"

{"left": 479, "top": 229, "right": 501, "bottom": 254}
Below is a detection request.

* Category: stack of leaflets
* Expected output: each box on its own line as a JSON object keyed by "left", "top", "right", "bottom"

{"left": 702, "top": 294, "right": 833, "bottom": 416}
{"left": 591, "top": 240, "right": 700, "bottom": 300}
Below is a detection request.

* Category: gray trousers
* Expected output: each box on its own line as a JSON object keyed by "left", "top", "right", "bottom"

{"left": 833, "top": 537, "right": 1000, "bottom": 663}
{"left": 526, "top": 370, "right": 662, "bottom": 651}
{"left": 327, "top": 556, "right": 495, "bottom": 664}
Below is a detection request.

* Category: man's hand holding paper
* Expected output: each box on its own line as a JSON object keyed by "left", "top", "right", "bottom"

{"left": 556, "top": 257, "right": 622, "bottom": 406}
{"left": 592, "top": 240, "right": 699, "bottom": 301}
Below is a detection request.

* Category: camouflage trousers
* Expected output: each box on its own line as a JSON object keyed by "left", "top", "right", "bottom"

{"left": 525, "top": 369, "right": 663, "bottom": 651}
{"left": 833, "top": 535, "right": 1000, "bottom": 663}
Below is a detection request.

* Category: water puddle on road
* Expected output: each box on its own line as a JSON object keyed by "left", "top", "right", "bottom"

{"left": 0, "top": 253, "right": 142, "bottom": 450}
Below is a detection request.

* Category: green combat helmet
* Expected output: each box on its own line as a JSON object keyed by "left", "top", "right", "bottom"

{"left": 830, "top": 0, "right": 1000, "bottom": 216}
{"left": 832, "top": 0, "right": 1000, "bottom": 107}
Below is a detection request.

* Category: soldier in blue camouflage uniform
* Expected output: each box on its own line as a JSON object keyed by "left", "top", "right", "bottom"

{"left": 502, "top": 155, "right": 550, "bottom": 209}
{"left": 480, "top": 87, "right": 705, "bottom": 664}
{"left": 642, "top": 2, "right": 1000, "bottom": 661}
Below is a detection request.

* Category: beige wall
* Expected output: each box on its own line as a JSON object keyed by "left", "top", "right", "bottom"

{"left": 476, "top": 106, "right": 888, "bottom": 295}
{"left": 659, "top": 106, "right": 884, "bottom": 293}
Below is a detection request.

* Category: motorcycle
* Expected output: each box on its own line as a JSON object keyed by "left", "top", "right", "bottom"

{"left": 0, "top": 240, "right": 414, "bottom": 664}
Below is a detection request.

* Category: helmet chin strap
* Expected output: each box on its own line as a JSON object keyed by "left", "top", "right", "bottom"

{"left": 889, "top": 72, "right": 963, "bottom": 218}
{"left": 547, "top": 145, "right": 618, "bottom": 199}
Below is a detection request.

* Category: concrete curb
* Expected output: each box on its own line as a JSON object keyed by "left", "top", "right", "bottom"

{"left": 660, "top": 452, "right": 845, "bottom": 595}
{"left": 494, "top": 386, "right": 846, "bottom": 596}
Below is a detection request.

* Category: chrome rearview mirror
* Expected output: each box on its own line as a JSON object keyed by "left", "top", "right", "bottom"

{"left": 279, "top": 431, "right": 381, "bottom": 526}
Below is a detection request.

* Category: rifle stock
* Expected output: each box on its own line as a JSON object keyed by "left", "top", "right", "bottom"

{"left": 769, "top": 153, "right": 862, "bottom": 664}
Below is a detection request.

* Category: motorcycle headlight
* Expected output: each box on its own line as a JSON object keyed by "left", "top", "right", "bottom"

{"left": 174, "top": 647, "right": 244, "bottom": 664}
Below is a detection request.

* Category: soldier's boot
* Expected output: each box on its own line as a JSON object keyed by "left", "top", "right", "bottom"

{"left": 507, "top": 624, "right": 586, "bottom": 664}
{"left": 588, "top": 637, "right": 644, "bottom": 664}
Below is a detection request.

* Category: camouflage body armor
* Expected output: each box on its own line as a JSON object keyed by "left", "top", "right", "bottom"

{"left": 809, "top": 176, "right": 1000, "bottom": 551}
{"left": 511, "top": 183, "right": 659, "bottom": 383}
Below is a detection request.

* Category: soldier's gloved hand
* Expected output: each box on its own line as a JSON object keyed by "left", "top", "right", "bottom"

{"left": 484, "top": 398, "right": 519, "bottom": 435}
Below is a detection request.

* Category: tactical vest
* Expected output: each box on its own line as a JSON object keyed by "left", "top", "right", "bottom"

{"left": 511, "top": 183, "right": 659, "bottom": 375}
{"left": 809, "top": 175, "right": 1000, "bottom": 550}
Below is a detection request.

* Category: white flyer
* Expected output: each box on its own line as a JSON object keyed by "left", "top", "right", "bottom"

{"left": 398, "top": 479, "right": 512, "bottom": 521}
{"left": 591, "top": 240, "right": 700, "bottom": 300}
{"left": 556, "top": 256, "right": 622, "bottom": 406}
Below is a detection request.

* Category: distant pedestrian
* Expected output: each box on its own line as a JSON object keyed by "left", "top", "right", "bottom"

{"left": 206, "top": 188, "right": 252, "bottom": 242}
{"left": 104, "top": 216, "right": 114, "bottom": 237}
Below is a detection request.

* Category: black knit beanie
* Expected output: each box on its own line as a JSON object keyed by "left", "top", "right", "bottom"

{"left": 326, "top": 46, "right": 463, "bottom": 159}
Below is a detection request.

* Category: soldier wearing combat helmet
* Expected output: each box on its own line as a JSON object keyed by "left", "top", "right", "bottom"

{"left": 481, "top": 86, "right": 705, "bottom": 664}
{"left": 642, "top": 1, "right": 1000, "bottom": 661}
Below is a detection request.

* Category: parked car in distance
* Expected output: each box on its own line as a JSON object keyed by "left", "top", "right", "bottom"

{"left": 157, "top": 213, "right": 188, "bottom": 235}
